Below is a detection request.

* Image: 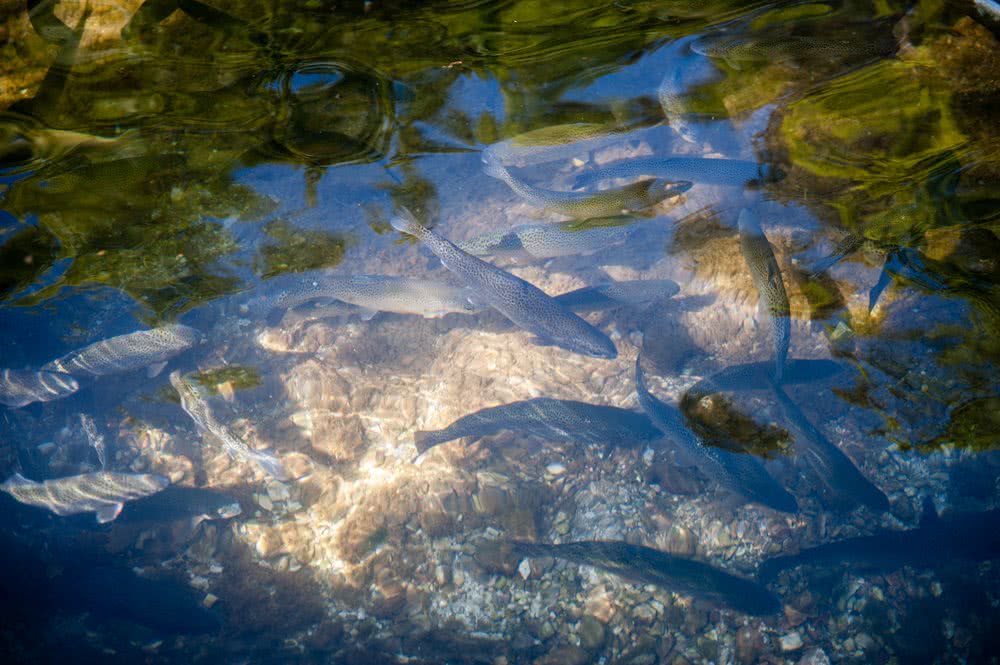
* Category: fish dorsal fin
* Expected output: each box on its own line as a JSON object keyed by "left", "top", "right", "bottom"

{"left": 919, "top": 496, "right": 940, "bottom": 527}
{"left": 95, "top": 502, "right": 124, "bottom": 524}
{"left": 146, "top": 361, "right": 168, "bottom": 378}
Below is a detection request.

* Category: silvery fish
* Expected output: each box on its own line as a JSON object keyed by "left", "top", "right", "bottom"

{"left": 169, "top": 371, "right": 289, "bottom": 481}
{"left": 0, "top": 471, "right": 169, "bottom": 523}
{"left": 0, "top": 368, "right": 78, "bottom": 407}
{"left": 689, "top": 359, "right": 845, "bottom": 393}
{"left": 243, "top": 273, "right": 484, "bottom": 323}
{"left": 572, "top": 157, "right": 781, "bottom": 191}
{"left": 79, "top": 413, "right": 107, "bottom": 468}
{"left": 738, "top": 209, "right": 790, "bottom": 383}
{"left": 555, "top": 279, "right": 681, "bottom": 312}
{"left": 43, "top": 324, "right": 199, "bottom": 378}
{"left": 482, "top": 122, "right": 645, "bottom": 168}
{"left": 389, "top": 209, "right": 617, "bottom": 359}
{"left": 413, "top": 397, "right": 662, "bottom": 456}
{"left": 509, "top": 540, "right": 780, "bottom": 615}
{"left": 770, "top": 380, "right": 889, "bottom": 512}
{"left": 459, "top": 221, "right": 638, "bottom": 262}
{"left": 482, "top": 149, "right": 690, "bottom": 220}
{"left": 636, "top": 356, "right": 798, "bottom": 513}
{"left": 658, "top": 65, "right": 699, "bottom": 144}
{"left": 117, "top": 485, "right": 242, "bottom": 526}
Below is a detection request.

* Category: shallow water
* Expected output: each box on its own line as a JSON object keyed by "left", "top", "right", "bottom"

{"left": 2, "top": 0, "right": 1000, "bottom": 662}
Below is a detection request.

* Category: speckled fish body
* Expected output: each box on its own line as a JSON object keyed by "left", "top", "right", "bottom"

{"left": 459, "top": 222, "right": 638, "bottom": 261}
{"left": 635, "top": 357, "right": 798, "bottom": 513}
{"left": 511, "top": 540, "right": 780, "bottom": 615}
{"left": 169, "top": 371, "right": 289, "bottom": 481}
{"left": 117, "top": 485, "right": 242, "bottom": 524}
{"left": 770, "top": 381, "right": 889, "bottom": 512}
{"left": 0, "top": 369, "right": 78, "bottom": 407}
{"left": 246, "top": 273, "right": 483, "bottom": 320}
{"left": 0, "top": 471, "right": 169, "bottom": 523}
{"left": 390, "top": 209, "right": 617, "bottom": 359}
{"left": 555, "top": 279, "right": 680, "bottom": 312}
{"left": 483, "top": 150, "right": 690, "bottom": 220}
{"left": 738, "top": 209, "right": 790, "bottom": 382}
{"left": 43, "top": 324, "right": 198, "bottom": 377}
{"left": 573, "top": 157, "right": 779, "bottom": 191}
{"left": 483, "top": 123, "right": 636, "bottom": 168}
{"left": 413, "top": 397, "right": 661, "bottom": 454}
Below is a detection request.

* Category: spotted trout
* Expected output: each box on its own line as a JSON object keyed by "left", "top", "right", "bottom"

{"left": 170, "top": 371, "right": 289, "bottom": 481}
{"left": 0, "top": 471, "right": 169, "bottom": 523}
{"left": 738, "top": 208, "right": 790, "bottom": 383}
{"left": 44, "top": 324, "right": 198, "bottom": 378}
{"left": 482, "top": 149, "right": 690, "bottom": 220}
{"left": 0, "top": 368, "right": 78, "bottom": 407}
{"left": 389, "top": 209, "right": 617, "bottom": 359}
{"left": 511, "top": 540, "right": 780, "bottom": 615}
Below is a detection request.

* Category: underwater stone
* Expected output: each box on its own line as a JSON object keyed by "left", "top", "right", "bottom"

{"left": 577, "top": 615, "right": 606, "bottom": 650}
{"left": 780, "top": 632, "right": 804, "bottom": 652}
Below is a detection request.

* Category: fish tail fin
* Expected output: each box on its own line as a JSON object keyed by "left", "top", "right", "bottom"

{"left": 95, "top": 502, "right": 124, "bottom": 524}
{"left": 412, "top": 431, "right": 438, "bottom": 455}
{"left": 389, "top": 207, "right": 429, "bottom": 239}
{"left": 255, "top": 451, "right": 290, "bottom": 482}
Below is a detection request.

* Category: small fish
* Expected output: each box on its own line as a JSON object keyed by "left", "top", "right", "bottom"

{"left": 658, "top": 65, "right": 699, "bottom": 144}
{"left": 0, "top": 368, "right": 78, "bottom": 407}
{"left": 412, "top": 397, "right": 662, "bottom": 456}
{"left": 510, "top": 540, "right": 780, "bottom": 615}
{"left": 390, "top": 209, "right": 617, "bottom": 359}
{"left": 691, "top": 31, "right": 897, "bottom": 69}
{"left": 769, "top": 381, "right": 889, "bottom": 512}
{"left": 243, "top": 273, "right": 484, "bottom": 323}
{"left": 572, "top": 157, "right": 782, "bottom": 191}
{"left": 0, "top": 471, "right": 169, "bottom": 523}
{"left": 79, "top": 413, "right": 107, "bottom": 468}
{"left": 459, "top": 222, "right": 639, "bottom": 262}
{"left": 43, "top": 324, "right": 199, "bottom": 378}
{"left": 688, "top": 359, "right": 845, "bottom": 393}
{"left": 636, "top": 356, "right": 798, "bottom": 513}
{"left": 117, "top": 485, "right": 242, "bottom": 526}
{"left": 738, "top": 209, "right": 790, "bottom": 383}
{"left": 482, "top": 149, "right": 690, "bottom": 220}
{"left": 555, "top": 280, "right": 681, "bottom": 312}
{"left": 170, "top": 371, "right": 289, "bottom": 481}
{"left": 758, "top": 497, "right": 999, "bottom": 582}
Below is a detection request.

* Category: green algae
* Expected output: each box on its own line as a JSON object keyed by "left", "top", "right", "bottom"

{"left": 256, "top": 220, "right": 348, "bottom": 279}
{"left": 192, "top": 365, "right": 263, "bottom": 394}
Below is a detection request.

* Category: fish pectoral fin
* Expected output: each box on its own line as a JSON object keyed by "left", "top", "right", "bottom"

{"left": 146, "top": 362, "right": 168, "bottom": 378}
{"left": 357, "top": 307, "right": 379, "bottom": 321}
{"left": 95, "top": 502, "right": 124, "bottom": 523}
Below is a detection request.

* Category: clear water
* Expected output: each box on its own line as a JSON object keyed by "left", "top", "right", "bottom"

{"left": 2, "top": 0, "right": 1000, "bottom": 662}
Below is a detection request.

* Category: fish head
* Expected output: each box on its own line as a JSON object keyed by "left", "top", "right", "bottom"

{"left": 660, "top": 180, "right": 693, "bottom": 198}
{"left": 480, "top": 148, "right": 507, "bottom": 180}
{"left": 561, "top": 332, "right": 618, "bottom": 360}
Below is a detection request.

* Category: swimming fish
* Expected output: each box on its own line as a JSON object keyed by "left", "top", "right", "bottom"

{"left": 483, "top": 122, "right": 643, "bottom": 168}
{"left": 691, "top": 31, "right": 897, "bottom": 69}
{"left": 389, "top": 208, "right": 617, "bottom": 359}
{"left": 458, "top": 222, "right": 639, "bottom": 262}
{"left": 738, "top": 209, "right": 790, "bottom": 383}
{"left": 243, "top": 273, "right": 484, "bottom": 323}
{"left": 636, "top": 356, "right": 798, "bottom": 513}
{"left": 169, "top": 371, "right": 289, "bottom": 481}
{"left": 770, "top": 380, "right": 889, "bottom": 512}
{"left": 412, "top": 397, "right": 662, "bottom": 456}
{"left": 43, "top": 324, "right": 199, "bottom": 378}
{"left": 116, "top": 485, "right": 242, "bottom": 526}
{"left": 79, "top": 413, "right": 107, "bottom": 468}
{"left": 0, "top": 368, "right": 78, "bottom": 407}
{"left": 510, "top": 540, "right": 780, "bottom": 615}
{"left": 556, "top": 279, "right": 681, "bottom": 312}
{"left": 0, "top": 471, "right": 169, "bottom": 523}
{"left": 758, "top": 497, "right": 998, "bottom": 582}
{"left": 482, "top": 149, "right": 690, "bottom": 220}
{"left": 688, "top": 359, "right": 845, "bottom": 393}
{"left": 658, "top": 64, "right": 699, "bottom": 144}
{"left": 572, "top": 157, "right": 781, "bottom": 191}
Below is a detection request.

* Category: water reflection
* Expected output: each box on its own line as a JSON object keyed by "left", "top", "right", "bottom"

{"left": 1, "top": 0, "right": 999, "bottom": 662}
